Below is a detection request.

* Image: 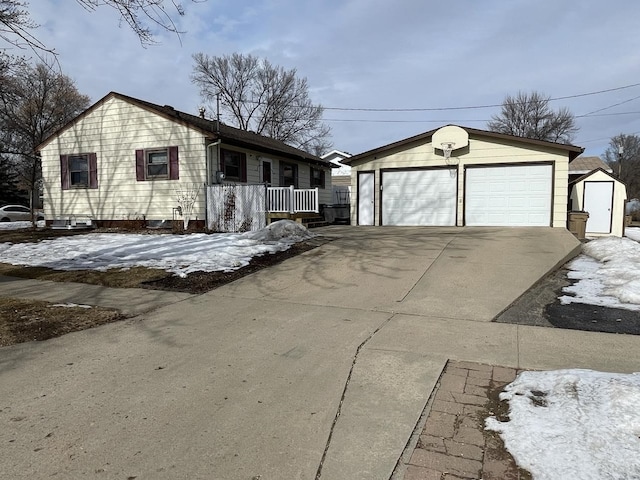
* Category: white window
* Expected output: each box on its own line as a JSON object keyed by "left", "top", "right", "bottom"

{"left": 146, "top": 149, "right": 169, "bottom": 178}
{"left": 69, "top": 154, "right": 89, "bottom": 187}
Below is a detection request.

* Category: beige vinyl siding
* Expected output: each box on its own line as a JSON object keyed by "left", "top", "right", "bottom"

{"left": 41, "top": 96, "right": 207, "bottom": 221}
{"left": 350, "top": 135, "right": 570, "bottom": 227}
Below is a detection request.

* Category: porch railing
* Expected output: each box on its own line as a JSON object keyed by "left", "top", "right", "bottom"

{"left": 267, "top": 186, "right": 319, "bottom": 214}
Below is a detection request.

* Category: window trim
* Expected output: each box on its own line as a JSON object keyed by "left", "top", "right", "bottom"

{"left": 135, "top": 146, "right": 179, "bottom": 181}
{"left": 220, "top": 148, "right": 247, "bottom": 182}
{"left": 60, "top": 153, "right": 98, "bottom": 190}
{"left": 69, "top": 154, "right": 90, "bottom": 187}
{"left": 310, "top": 167, "right": 326, "bottom": 189}
{"left": 145, "top": 148, "right": 169, "bottom": 179}
{"left": 280, "top": 161, "right": 298, "bottom": 188}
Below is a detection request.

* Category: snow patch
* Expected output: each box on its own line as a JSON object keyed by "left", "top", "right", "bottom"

{"left": 485, "top": 369, "right": 640, "bottom": 480}
{"left": 559, "top": 236, "right": 640, "bottom": 310}
{"left": 0, "top": 222, "right": 313, "bottom": 278}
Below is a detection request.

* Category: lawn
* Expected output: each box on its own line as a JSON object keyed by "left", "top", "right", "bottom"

{"left": 0, "top": 221, "right": 323, "bottom": 345}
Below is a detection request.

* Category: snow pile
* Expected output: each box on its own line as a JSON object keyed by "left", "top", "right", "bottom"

{"left": 243, "top": 219, "right": 314, "bottom": 242}
{"left": 486, "top": 369, "right": 640, "bottom": 480}
{"left": 559, "top": 236, "right": 640, "bottom": 310}
{"left": 0, "top": 225, "right": 311, "bottom": 278}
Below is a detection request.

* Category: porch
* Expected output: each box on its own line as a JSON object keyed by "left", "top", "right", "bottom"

{"left": 207, "top": 185, "right": 323, "bottom": 232}
{"left": 266, "top": 186, "right": 326, "bottom": 228}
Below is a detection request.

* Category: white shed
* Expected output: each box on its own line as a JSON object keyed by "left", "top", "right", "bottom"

{"left": 569, "top": 168, "right": 627, "bottom": 237}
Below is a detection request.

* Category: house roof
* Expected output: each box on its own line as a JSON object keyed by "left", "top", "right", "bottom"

{"left": 37, "top": 92, "right": 329, "bottom": 167}
{"left": 342, "top": 125, "right": 585, "bottom": 164}
{"left": 569, "top": 156, "right": 613, "bottom": 174}
{"left": 321, "top": 149, "right": 352, "bottom": 160}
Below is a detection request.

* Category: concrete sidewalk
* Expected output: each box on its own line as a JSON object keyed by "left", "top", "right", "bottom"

{"left": 0, "top": 275, "right": 194, "bottom": 315}
{"left": 2, "top": 226, "right": 639, "bottom": 480}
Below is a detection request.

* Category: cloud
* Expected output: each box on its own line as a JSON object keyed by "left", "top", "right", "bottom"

{"left": 15, "top": 0, "right": 640, "bottom": 156}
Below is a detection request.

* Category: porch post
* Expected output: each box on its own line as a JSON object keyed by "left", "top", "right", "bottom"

{"left": 289, "top": 185, "right": 295, "bottom": 213}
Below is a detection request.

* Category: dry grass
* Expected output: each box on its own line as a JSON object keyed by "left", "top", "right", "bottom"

{"left": 0, "top": 297, "right": 125, "bottom": 347}
{"left": 0, "top": 263, "right": 170, "bottom": 288}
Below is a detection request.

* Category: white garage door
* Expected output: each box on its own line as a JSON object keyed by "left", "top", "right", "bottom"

{"left": 382, "top": 169, "right": 456, "bottom": 226}
{"left": 465, "top": 164, "right": 552, "bottom": 226}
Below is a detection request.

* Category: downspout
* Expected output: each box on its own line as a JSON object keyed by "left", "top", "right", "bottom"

{"left": 205, "top": 140, "right": 222, "bottom": 230}
{"left": 206, "top": 140, "right": 222, "bottom": 185}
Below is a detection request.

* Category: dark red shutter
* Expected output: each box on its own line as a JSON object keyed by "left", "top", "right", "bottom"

{"left": 320, "top": 169, "right": 325, "bottom": 189}
{"left": 169, "top": 146, "right": 179, "bottom": 180}
{"left": 60, "top": 155, "right": 70, "bottom": 190}
{"left": 240, "top": 153, "right": 247, "bottom": 183}
{"left": 135, "top": 149, "right": 145, "bottom": 181}
{"left": 88, "top": 153, "right": 98, "bottom": 189}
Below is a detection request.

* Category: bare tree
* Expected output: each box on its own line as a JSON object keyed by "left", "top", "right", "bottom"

{"left": 0, "top": 0, "right": 201, "bottom": 56}
{"left": 191, "top": 52, "right": 332, "bottom": 154}
{"left": 488, "top": 91, "right": 578, "bottom": 143}
{"left": 603, "top": 133, "right": 640, "bottom": 199}
{"left": 0, "top": 61, "right": 90, "bottom": 212}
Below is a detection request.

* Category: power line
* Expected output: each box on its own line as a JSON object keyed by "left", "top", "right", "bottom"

{"left": 321, "top": 82, "right": 640, "bottom": 112}
{"left": 578, "top": 95, "right": 640, "bottom": 117}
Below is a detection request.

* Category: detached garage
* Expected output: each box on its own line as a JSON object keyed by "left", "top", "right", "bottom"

{"left": 344, "top": 125, "right": 583, "bottom": 228}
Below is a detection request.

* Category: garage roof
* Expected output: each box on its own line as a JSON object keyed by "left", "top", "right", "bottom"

{"left": 343, "top": 125, "right": 584, "bottom": 164}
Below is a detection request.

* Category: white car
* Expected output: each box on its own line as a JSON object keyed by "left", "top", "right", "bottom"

{"left": 0, "top": 205, "right": 44, "bottom": 222}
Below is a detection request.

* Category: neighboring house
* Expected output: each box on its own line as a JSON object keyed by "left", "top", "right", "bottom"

{"left": 343, "top": 125, "right": 583, "bottom": 227}
{"left": 569, "top": 168, "right": 627, "bottom": 237}
{"left": 321, "top": 149, "right": 352, "bottom": 204}
{"left": 568, "top": 155, "right": 613, "bottom": 183}
{"left": 37, "top": 92, "right": 332, "bottom": 229}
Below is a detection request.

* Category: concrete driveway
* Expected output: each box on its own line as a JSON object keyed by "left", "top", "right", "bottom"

{"left": 2, "top": 226, "right": 640, "bottom": 480}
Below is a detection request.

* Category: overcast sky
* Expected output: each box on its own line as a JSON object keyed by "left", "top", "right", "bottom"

{"left": 26, "top": 0, "right": 640, "bottom": 157}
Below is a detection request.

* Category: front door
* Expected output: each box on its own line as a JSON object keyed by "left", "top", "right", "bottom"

{"left": 358, "top": 172, "right": 374, "bottom": 225}
{"left": 584, "top": 181, "right": 614, "bottom": 233}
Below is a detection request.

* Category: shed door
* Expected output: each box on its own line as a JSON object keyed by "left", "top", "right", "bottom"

{"left": 358, "top": 172, "right": 374, "bottom": 225}
{"left": 465, "top": 164, "right": 552, "bottom": 226}
{"left": 381, "top": 169, "right": 456, "bottom": 226}
{"left": 584, "top": 181, "right": 613, "bottom": 233}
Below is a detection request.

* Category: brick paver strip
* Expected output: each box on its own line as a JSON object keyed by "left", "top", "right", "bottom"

{"left": 431, "top": 399, "right": 464, "bottom": 415}
{"left": 453, "top": 361, "right": 492, "bottom": 373}
{"left": 418, "top": 434, "right": 446, "bottom": 453}
{"left": 465, "top": 375, "right": 491, "bottom": 387}
{"left": 399, "top": 361, "right": 526, "bottom": 480}
{"left": 445, "top": 367, "right": 470, "bottom": 377}
{"left": 409, "top": 449, "right": 482, "bottom": 478}
{"left": 463, "top": 383, "right": 487, "bottom": 397}
{"left": 453, "top": 426, "right": 485, "bottom": 447}
{"left": 443, "top": 439, "right": 484, "bottom": 461}
{"left": 403, "top": 465, "right": 443, "bottom": 480}
{"left": 423, "top": 411, "right": 456, "bottom": 438}
{"left": 449, "top": 392, "right": 486, "bottom": 406}
{"left": 439, "top": 374, "right": 467, "bottom": 393}
{"left": 492, "top": 366, "right": 517, "bottom": 383}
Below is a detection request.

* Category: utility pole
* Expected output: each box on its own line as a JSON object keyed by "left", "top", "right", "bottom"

{"left": 216, "top": 92, "right": 220, "bottom": 134}
{"left": 618, "top": 145, "right": 624, "bottom": 178}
